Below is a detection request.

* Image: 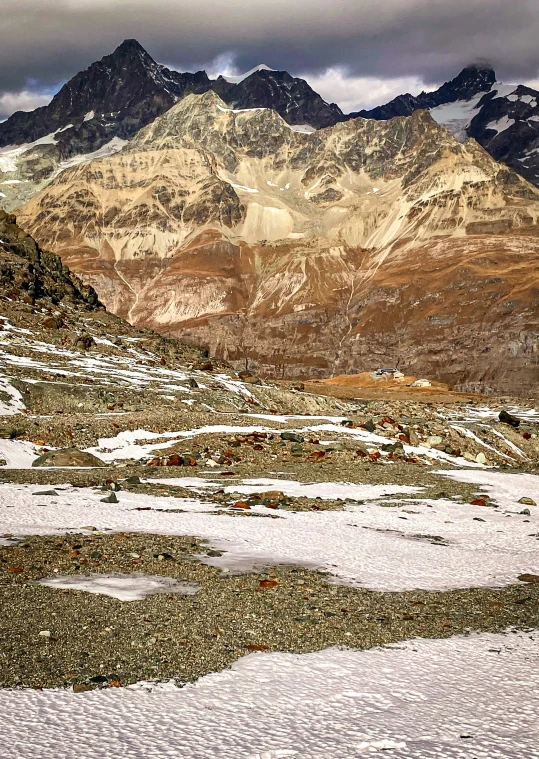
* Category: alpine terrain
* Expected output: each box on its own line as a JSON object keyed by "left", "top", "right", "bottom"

{"left": 0, "top": 40, "right": 342, "bottom": 210}
{"left": 359, "top": 64, "right": 539, "bottom": 188}
{"left": 0, "top": 24, "right": 539, "bottom": 759}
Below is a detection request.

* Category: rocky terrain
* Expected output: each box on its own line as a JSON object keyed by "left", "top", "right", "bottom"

{"left": 14, "top": 89, "right": 539, "bottom": 394}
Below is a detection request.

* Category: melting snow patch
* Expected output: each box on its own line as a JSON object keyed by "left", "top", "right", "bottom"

{"left": 487, "top": 116, "right": 516, "bottom": 133}
{"left": 436, "top": 468, "right": 539, "bottom": 510}
{"left": 0, "top": 375, "right": 25, "bottom": 415}
{"left": 220, "top": 477, "right": 418, "bottom": 502}
{"left": 37, "top": 573, "right": 200, "bottom": 601}
{"left": 0, "top": 438, "right": 38, "bottom": 468}
{"left": 230, "top": 183, "right": 259, "bottom": 193}
{"left": 0, "top": 631, "right": 537, "bottom": 758}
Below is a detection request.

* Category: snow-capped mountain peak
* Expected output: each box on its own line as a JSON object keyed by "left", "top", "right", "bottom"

{"left": 220, "top": 64, "right": 276, "bottom": 84}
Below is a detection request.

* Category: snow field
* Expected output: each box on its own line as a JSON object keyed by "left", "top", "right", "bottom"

{"left": 0, "top": 631, "right": 537, "bottom": 758}
{"left": 37, "top": 573, "right": 200, "bottom": 601}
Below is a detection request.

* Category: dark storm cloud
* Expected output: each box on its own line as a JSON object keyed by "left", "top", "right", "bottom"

{"left": 0, "top": 0, "right": 538, "bottom": 117}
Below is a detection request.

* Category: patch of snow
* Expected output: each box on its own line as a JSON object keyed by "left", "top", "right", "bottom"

{"left": 436, "top": 468, "right": 539, "bottom": 510}
{"left": 430, "top": 91, "right": 486, "bottom": 141}
{"left": 0, "top": 375, "right": 25, "bottom": 415}
{"left": 0, "top": 631, "right": 538, "bottom": 758}
{"left": 37, "top": 573, "right": 200, "bottom": 601}
{"left": 230, "top": 183, "right": 259, "bottom": 193}
{"left": 83, "top": 110, "right": 95, "bottom": 122}
{"left": 216, "top": 104, "right": 266, "bottom": 114}
{"left": 287, "top": 123, "right": 316, "bottom": 134}
{"left": 0, "top": 439, "right": 38, "bottom": 468}
{"left": 223, "top": 477, "right": 418, "bottom": 502}
{"left": 221, "top": 64, "right": 275, "bottom": 84}
{"left": 486, "top": 115, "right": 516, "bottom": 133}
{"left": 56, "top": 137, "right": 128, "bottom": 174}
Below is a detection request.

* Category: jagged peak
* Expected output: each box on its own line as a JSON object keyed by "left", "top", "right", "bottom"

{"left": 114, "top": 38, "right": 148, "bottom": 55}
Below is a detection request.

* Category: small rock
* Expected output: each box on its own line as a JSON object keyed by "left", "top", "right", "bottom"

{"left": 193, "top": 360, "right": 213, "bottom": 371}
{"left": 101, "top": 492, "right": 118, "bottom": 504}
{"left": 238, "top": 373, "right": 261, "bottom": 385}
{"left": 73, "top": 683, "right": 96, "bottom": 693}
{"left": 408, "top": 430, "right": 420, "bottom": 446}
{"left": 518, "top": 497, "right": 536, "bottom": 506}
{"left": 188, "top": 378, "right": 199, "bottom": 388}
{"left": 476, "top": 452, "right": 487, "bottom": 465}
{"left": 517, "top": 573, "right": 539, "bottom": 584}
{"left": 364, "top": 420, "right": 376, "bottom": 433}
{"left": 38, "top": 630, "right": 51, "bottom": 638}
{"left": 281, "top": 432, "right": 304, "bottom": 443}
{"left": 32, "top": 448, "right": 106, "bottom": 468}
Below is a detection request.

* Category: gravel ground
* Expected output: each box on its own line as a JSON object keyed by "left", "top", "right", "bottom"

{"left": 1, "top": 533, "right": 538, "bottom": 691}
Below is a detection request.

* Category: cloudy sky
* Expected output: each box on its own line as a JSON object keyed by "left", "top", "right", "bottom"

{"left": 1, "top": 0, "right": 539, "bottom": 119}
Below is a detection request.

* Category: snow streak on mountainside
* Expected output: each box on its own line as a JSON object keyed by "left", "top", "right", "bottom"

{"left": 17, "top": 91, "right": 539, "bottom": 396}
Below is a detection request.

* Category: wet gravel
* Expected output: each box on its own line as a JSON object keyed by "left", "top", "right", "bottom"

{"left": 1, "top": 533, "right": 538, "bottom": 691}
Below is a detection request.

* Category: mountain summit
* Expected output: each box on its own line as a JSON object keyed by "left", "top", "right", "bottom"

{"left": 0, "top": 39, "right": 210, "bottom": 151}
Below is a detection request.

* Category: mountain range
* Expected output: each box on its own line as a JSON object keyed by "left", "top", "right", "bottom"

{"left": 1, "top": 40, "right": 539, "bottom": 394}
{"left": 2, "top": 41, "right": 539, "bottom": 210}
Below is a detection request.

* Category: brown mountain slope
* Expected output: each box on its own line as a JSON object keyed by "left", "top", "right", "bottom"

{"left": 16, "top": 92, "right": 539, "bottom": 395}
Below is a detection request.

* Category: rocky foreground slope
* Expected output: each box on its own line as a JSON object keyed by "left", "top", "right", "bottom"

{"left": 16, "top": 91, "right": 539, "bottom": 395}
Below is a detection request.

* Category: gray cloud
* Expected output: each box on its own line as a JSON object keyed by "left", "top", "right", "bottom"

{"left": 0, "top": 0, "right": 538, "bottom": 117}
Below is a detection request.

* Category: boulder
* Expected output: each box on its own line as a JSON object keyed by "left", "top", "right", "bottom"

{"left": 499, "top": 409, "right": 520, "bottom": 428}
{"left": 32, "top": 448, "right": 107, "bottom": 468}
{"left": 281, "top": 432, "right": 304, "bottom": 443}
{"left": 238, "top": 371, "right": 261, "bottom": 384}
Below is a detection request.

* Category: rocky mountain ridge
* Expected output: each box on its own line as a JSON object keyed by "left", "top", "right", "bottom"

{"left": 1, "top": 45, "right": 538, "bottom": 214}
{"left": 16, "top": 90, "right": 539, "bottom": 395}
{"left": 353, "top": 65, "right": 497, "bottom": 119}
{"left": 359, "top": 65, "right": 539, "bottom": 188}
{"left": 0, "top": 40, "right": 343, "bottom": 210}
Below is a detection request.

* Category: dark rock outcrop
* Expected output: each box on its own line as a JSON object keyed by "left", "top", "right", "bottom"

{"left": 0, "top": 39, "right": 210, "bottom": 158}
{"left": 0, "top": 210, "right": 101, "bottom": 308}
{"left": 212, "top": 68, "right": 344, "bottom": 128}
